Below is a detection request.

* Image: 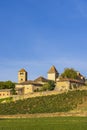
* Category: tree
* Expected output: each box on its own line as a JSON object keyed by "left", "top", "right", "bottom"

{"left": 61, "top": 68, "right": 78, "bottom": 79}
{"left": 0, "top": 81, "right": 16, "bottom": 94}
{"left": 0, "top": 81, "right": 15, "bottom": 89}
{"left": 42, "top": 80, "right": 55, "bottom": 91}
{"left": 48, "top": 80, "right": 55, "bottom": 90}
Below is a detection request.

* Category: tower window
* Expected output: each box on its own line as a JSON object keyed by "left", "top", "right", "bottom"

{"left": 20, "top": 72, "right": 24, "bottom": 75}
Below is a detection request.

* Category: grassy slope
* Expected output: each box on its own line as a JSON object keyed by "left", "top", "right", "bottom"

{"left": 72, "top": 101, "right": 87, "bottom": 113}
{"left": 0, "top": 90, "right": 87, "bottom": 115}
{"left": 0, "top": 117, "right": 87, "bottom": 130}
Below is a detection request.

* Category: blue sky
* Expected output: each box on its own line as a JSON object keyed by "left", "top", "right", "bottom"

{"left": 0, "top": 0, "right": 87, "bottom": 82}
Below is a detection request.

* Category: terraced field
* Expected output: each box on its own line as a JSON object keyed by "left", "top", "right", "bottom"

{"left": 0, "top": 90, "right": 87, "bottom": 115}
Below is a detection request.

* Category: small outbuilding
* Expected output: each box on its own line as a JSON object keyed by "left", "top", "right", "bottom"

{"left": 0, "top": 89, "right": 12, "bottom": 98}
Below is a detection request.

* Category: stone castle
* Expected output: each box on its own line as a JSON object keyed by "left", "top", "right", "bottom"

{"left": 0, "top": 65, "right": 85, "bottom": 98}
{"left": 15, "top": 66, "right": 85, "bottom": 95}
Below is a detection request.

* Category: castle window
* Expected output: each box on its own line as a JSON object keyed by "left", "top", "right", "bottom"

{"left": 20, "top": 72, "right": 24, "bottom": 75}
{"left": 21, "top": 79, "right": 23, "bottom": 81}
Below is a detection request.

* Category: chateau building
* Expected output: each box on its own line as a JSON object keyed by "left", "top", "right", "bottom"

{"left": 15, "top": 65, "right": 85, "bottom": 95}
{"left": 0, "top": 66, "right": 85, "bottom": 98}
{"left": 15, "top": 66, "right": 58, "bottom": 94}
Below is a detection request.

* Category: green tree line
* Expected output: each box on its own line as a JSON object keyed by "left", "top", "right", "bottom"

{"left": 0, "top": 81, "right": 15, "bottom": 89}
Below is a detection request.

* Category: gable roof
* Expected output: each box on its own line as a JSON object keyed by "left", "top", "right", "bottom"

{"left": 34, "top": 76, "right": 48, "bottom": 82}
{"left": 18, "top": 68, "right": 27, "bottom": 72}
{"left": 48, "top": 66, "right": 58, "bottom": 74}
{"left": 17, "top": 80, "right": 42, "bottom": 86}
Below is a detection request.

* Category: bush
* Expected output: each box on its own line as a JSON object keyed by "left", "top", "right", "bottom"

{"left": 42, "top": 81, "right": 55, "bottom": 91}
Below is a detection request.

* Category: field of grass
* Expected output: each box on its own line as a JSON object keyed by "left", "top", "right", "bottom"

{"left": 0, "top": 117, "right": 87, "bottom": 130}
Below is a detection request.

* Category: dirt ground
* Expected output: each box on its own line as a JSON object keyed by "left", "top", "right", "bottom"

{"left": 0, "top": 112, "right": 87, "bottom": 119}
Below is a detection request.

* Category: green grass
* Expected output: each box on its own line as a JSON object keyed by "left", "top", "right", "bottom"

{"left": 0, "top": 97, "right": 13, "bottom": 103}
{"left": 0, "top": 117, "right": 87, "bottom": 130}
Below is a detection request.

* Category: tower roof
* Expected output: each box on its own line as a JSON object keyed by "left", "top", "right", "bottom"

{"left": 18, "top": 68, "right": 27, "bottom": 72}
{"left": 48, "top": 66, "right": 58, "bottom": 74}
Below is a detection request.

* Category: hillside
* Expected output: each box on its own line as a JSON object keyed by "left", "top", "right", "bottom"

{"left": 0, "top": 90, "right": 87, "bottom": 115}
{"left": 71, "top": 100, "right": 87, "bottom": 113}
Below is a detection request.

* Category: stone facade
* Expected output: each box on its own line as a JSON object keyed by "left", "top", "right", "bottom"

{"left": 48, "top": 73, "right": 57, "bottom": 81}
{"left": 56, "top": 78, "right": 85, "bottom": 91}
{"left": 56, "top": 81, "right": 70, "bottom": 91}
{"left": 0, "top": 89, "right": 12, "bottom": 98}
{"left": 15, "top": 80, "right": 43, "bottom": 95}
{"left": 47, "top": 66, "right": 59, "bottom": 81}
{"left": 15, "top": 84, "right": 33, "bottom": 94}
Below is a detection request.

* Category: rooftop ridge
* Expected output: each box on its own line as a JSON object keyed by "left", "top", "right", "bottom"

{"left": 34, "top": 76, "right": 48, "bottom": 82}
